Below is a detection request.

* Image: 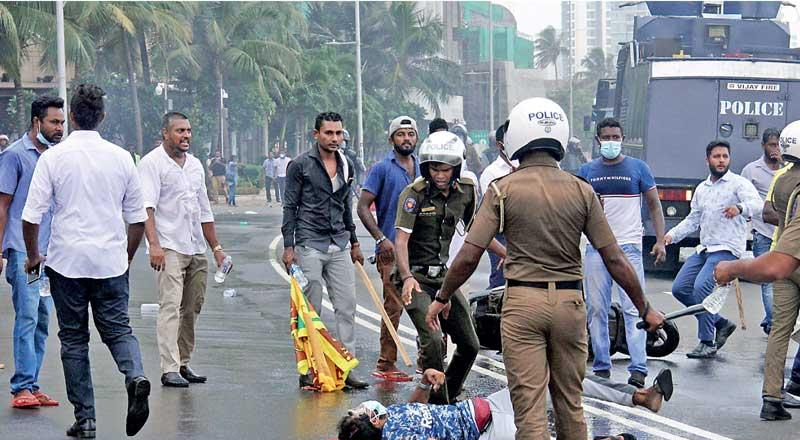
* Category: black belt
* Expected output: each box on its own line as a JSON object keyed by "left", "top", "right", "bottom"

{"left": 507, "top": 280, "right": 582, "bottom": 290}
{"left": 411, "top": 265, "right": 446, "bottom": 278}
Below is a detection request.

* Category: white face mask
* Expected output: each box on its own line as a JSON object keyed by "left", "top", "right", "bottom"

{"left": 36, "top": 121, "right": 56, "bottom": 147}
{"left": 599, "top": 140, "right": 622, "bottom": 160}
{"left": 280, "top": 154, "right": 285, "bottom": 158}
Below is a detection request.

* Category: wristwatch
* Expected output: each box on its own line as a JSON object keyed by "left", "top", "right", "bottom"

{"left": 434, "top": 294, "right": 449, "bottom": 304}
{"left": 212, "top": 244, "right": 224, "bottom": 253}
{"left": 375, "top": 236, "right": 387, "bottom": 245}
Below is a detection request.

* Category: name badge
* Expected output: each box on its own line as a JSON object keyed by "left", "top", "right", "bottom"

{"left": 421, "top": 206, "right": 436, "bottom": 213}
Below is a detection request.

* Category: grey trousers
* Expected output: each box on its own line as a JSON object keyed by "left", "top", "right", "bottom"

{"left": 479, "top": 375, "right": 635, "bottom": 440}
{"left": 297, "top": 245, "right": 357, "bottom": 357}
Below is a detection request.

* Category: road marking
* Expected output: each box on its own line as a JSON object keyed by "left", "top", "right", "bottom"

{"left": 269, "top": 235, "right": 733, "bottom": 440}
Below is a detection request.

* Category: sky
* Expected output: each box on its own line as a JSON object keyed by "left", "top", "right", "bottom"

{"left": 495, "top": 0, "right": 563, "bottom": 37}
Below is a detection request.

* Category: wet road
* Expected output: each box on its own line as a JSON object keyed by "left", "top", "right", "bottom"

{"left": 0, "top": 196, "right": 797, "bottom": 439}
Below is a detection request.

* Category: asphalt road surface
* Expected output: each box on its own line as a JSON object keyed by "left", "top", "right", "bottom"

{"left": 0, "top": 194, "right": 797, "bottom": 439}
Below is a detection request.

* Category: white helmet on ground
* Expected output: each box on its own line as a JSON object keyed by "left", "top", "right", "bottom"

{"left": 503, "top": 97, "right": 570, "bottom": 161}
{"left": 419, "top": 131, "right": 465, "bottom": 183}
{"left": 781, "top": 120, "right": 800, "bottom": 163}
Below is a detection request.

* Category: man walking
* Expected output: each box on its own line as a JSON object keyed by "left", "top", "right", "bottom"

{"left": 741, "top": 128, "right": 784, "bottom": 334}
{"left": 226, "top": 155, "right": 238, "bottom": 206}
{"left": 578, "top": 117, "right": 666, "bottom": 387}
{"left": 665, "top": 140, "right": 762, "bottom": 358}
{"left": 356, "top": 116, "right": 419, "bottom": 382}
{"left": 429, "top": 98, "right": 664, "bottom": 439}
{"left": 263, "top": 151, "right": 276, "bottom": 205}
{"left": 208, "top": 151, "right": 227, "bottom": 203}
{"left": 138, "top": 112, "right": 228, "bottom": 388}
{"left": 275, "top": 149, "right": 291, "bottom": 204}
{"left": 21, "top": 84, "right": 150, "bottom": 438}
{"left": 282, "top": 112, "right": 368, "bottom": 389}
{"left": 0, "top": 95, "right": 64, "bottom": 409}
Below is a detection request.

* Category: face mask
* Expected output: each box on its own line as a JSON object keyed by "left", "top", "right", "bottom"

{"left": 36, "top": 121, "right": 56, "bottom": 147}
{"left": 359, "top": 400, "right": 387, "bottom": 422}
{"left": 280, "top": 154, "right": 285, "bottom": 158}
{"left": 599, "top": 140, "right": 622, "bottom": 160}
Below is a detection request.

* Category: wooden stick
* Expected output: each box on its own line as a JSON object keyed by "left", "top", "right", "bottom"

{"left": 734, "top": 278, "right": 747, "bottom": 330}
{"left": 355, "top": 261, "right": 413, "bottom": 367}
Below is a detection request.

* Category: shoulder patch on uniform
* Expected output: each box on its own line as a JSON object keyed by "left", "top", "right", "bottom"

{"left": 458, "top": 176, "right": 475, "bottom": 186}
{"left": 403, "top": 197, "right": 417, "bottom": 213}
{"left": 411, "top": 178, "right": 428, "bottom": 192}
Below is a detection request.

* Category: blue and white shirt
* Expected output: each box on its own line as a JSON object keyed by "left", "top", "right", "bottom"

{"left": 667, "top": 171, "right": 762, "bottom": 257}
{"left": 382, "top": 402, "right": 479, "bottom": 440}
{"left": 578, "top": 157, "right": 656, "bottom": 246}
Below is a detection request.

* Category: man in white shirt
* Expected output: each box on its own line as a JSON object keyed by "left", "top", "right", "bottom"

{"left": 21, "top": 84, "right": 150, "bottom": 438}
{"left": 138, "top": 112, "right": 228, "bottom": 388}
{"left": 275, "top": 149, "right": 291, "bottom": 203}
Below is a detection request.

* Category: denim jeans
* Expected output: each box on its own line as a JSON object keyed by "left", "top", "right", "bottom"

{"left": 671, "top": 250, "right": 737, "bottom": 343}
{"left": 276, "top": 176, "right": 286, "bottom": 202}
{"left": 585, "top": 244, "right": 647, "bottom": 374}
{"left": 5, "top": 249, "right": 52, "bottom": 394}
{"left": 47, "top": 267, "right": 145, "bottom": 421}
{"left": 227, "top": 182, "right": 236, "bottom": 205}
{"left": 752, "top": 232, "right": 774, "bottom": 329}
{"left": 487, "top": 234, "right": 506, "bottom": 289}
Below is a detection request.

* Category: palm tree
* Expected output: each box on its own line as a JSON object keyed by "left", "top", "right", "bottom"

{"left": 534, "top": 25, "right": 567, "bottom": 80}
{"left": 578, "top": 48, "right": 616, "bottom": 85}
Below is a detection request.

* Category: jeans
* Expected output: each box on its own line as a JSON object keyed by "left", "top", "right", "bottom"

{"left": 752, "top": 231, "right": 774, "bottom": 330}
{"left": 276, "top": 176, "right": 286, "bottom": 202}
{"left": 487, "top": 234, "right": 506, "bottom": 289}
{"left": 5, "top": 250, "right": 52, "bottom": 394}
{"left": 264, "top": 176, "right": 273, "bottom": 202}
{"left": 227, "top": 182, "right": 236, "bottom": 205}
{"left": 585, "top": 244, "right": 647, "bottom": 374}
{"left": 672, "top": 250, "right": 737, "bottom": 343}
{"left": 47, "top": 267, "right": 145, "bottom": 421}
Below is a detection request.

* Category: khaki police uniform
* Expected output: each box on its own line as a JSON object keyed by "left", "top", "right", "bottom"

{"left": 465, "top": 151, "right": 617, "bottom": 440}
{"left": 763, "top": 166, "right": 800, "bottom": 398}
{"left": 394, "top": 176, "right": 480, "bottom": 404}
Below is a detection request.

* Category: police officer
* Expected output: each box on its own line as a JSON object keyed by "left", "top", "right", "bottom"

{"left": 393, "top": 131, "right": 506, "bottom": 404}
{"left": 427, "top": 98, "right": 665, "bottom": 440}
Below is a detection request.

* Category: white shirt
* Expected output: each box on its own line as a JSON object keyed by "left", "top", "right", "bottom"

{"left": 22, "top": 130, "right": 148, "bottom": 278}
{"left": 275, "top": 156, "right": 291, "bottom": 177}
{"left": 667, "top": 171, "right": 762, "bottom": 258}
{"left": 138, "top": 146, "right": 214, "bottom": 256}
{"left": 741, "top": 157, "right": 780, "bottom": 238}
{"left": 479, "top": 156, "right": 517, "bottom": 196}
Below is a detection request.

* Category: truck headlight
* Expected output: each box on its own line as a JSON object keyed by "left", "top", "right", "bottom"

{"left": 666, "top": 206, "right": 677, "bottom": 217}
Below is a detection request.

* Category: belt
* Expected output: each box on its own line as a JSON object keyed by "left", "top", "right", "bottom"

{"left": 411, "top": 265, "right": 446, "bottom": 278}
{"left": 507, "top": 280, "right": 582, "bottom": 290}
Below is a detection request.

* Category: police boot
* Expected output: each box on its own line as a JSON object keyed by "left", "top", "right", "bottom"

{"left": 761, "top": 397, "right": 792, "bottom": 421}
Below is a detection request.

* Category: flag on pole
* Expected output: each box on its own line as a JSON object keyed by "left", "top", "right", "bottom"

{"left": 289, "top": 277, "right": 359, "bottom": 392}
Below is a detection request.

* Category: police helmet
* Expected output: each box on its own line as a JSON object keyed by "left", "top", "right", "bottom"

{"left": 781, "top": 120, "right": 800, "bottom": 163}
{"left": 504, "top": 97, "right": 570, "bottom": 161}
{"left": 419, "top": 131, "right": 464, "bottom": 183}
{"left": 342, "top": 129, "right": 351, "bottom": 143}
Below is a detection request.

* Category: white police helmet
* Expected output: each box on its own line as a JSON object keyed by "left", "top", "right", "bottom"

{"left": 503, "top": 97, "right": 570, "bottom": 161}
{"left": 781, "top": 120, "right": 800, "bottom": 163}
{"left": 419, "top": 131, "right": 465, "bottom": 182}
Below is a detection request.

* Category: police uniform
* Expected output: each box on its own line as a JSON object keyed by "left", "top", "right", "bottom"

{"left": 465, "top": 150, "right": 616, "bottom": 440}
{"left": 394, "top": 176, "right": 480, "bottom": 404}
{"left": 763, "top": 163, "right": 800, "bottom": 400}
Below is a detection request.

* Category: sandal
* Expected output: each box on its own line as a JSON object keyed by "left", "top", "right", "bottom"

{"left": 11, "top": 392, "right": 40, "bottom": 409}
{"left": 371, "top": 369, "right": 413, "bottom": 382}
{"left": 33, "top": 391, "right": 59, "bottom": 407}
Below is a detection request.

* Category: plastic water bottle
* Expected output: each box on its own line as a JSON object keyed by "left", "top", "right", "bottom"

{"left": 39, "top": 273, "right": 51, "bottom": 297}
{"left": 290, "top": 264, "right": 308, "bottom": 289}
{"left": 223, "top": 288, "right": 237, "bottom": 298}
{"left": 214, "top": 256, "right": 233, "bottom": 283}
{"left": 140, "top": 303, "right": 160, "bottom": 315}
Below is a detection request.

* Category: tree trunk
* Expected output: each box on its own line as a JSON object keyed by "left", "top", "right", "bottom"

{"left": 13, "top": 78, "right": 25, "bottom": 137}
{"left": 122, "top": 32, "right": 144, "bottom": 154}
{"left": 214, "top": 61, "right": 224, "bottom": 157}
{"left": 263, "top": 116, "right": 269, "bottom": 157}
{"left": 279, "top": 118, "right": 288, "bottom": 151}
{"left": 137, "top": 28, "right": 151, "bottom": 85}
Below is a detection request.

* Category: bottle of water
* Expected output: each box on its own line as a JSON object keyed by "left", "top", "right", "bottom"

{"left": 290, "top": 264, "right": 308, "bottom": 289}
{"left": 39, "top": 272, "right": 51, "bottom": 297}
{"left": 214, "top": 256, "right": 233, "bottom": 283}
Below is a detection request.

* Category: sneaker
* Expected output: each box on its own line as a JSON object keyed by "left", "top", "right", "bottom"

{"left": 715, "top": 319, "right": 737, "bottom": 350}
{"left": 786, "top": 380, "right": 800, "bottom": 397}
{"left": 782, "top": 392, "right": 800, "bottom": 409}
{"left": 761, "top": 397, "right": 792, "bottom": 421}
{"left": 686, "top": 342, "right": 717, "bottom": 359}
{"left": 628, "top": 371, "right": 647, "bottom": 388}
{"left": 594, "top": 370, "right": 611, "bottom": 379}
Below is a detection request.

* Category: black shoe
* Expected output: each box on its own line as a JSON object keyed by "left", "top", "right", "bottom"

{"left": 594, "top": 370, "right": 611, "bottom": 379}
{"left": 161, "top": 372, "right": 189, "bottom": 388}
{"left": 180, "top": 366, "right": 207, "bottom": 383}
{"left": 761, "top": 397, "right": 792, "bottom": 421}
{"left": 686, "top": 342, "right": 717, "bottom": 359}
{"left": 783, "top": 392, "right": 800, "bottom": 409}
{"left": 126, "top": 377, "right": 150, "bottom": 436}
{"left": 299, "top": 373, "right": 314, "bottom": 388}
{"left": 344, "top": 373, "right": 369, "bottom": 389}
{"left": 786, "top": 380, "right": 800, "bottom": 396}
{"left": 653, "top": 369, "right": 673, "bottom": 401}
{"left": 715, "top": 319, "right": 737, "bottom": 350}
{"left": 66, "top": 418, "right": 96, "bottom": 438}
{"left": 628, "top": 371, "right": 646, "bottom": 388}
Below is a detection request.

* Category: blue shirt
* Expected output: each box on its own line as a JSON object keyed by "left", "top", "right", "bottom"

{"left": 667, "top": 171, "right": 762, "bottom": 258}
{"left": 578, "top": 156, "right": 656, "bottom": 245}
{"left": 0, "top": 134, "right": 52, "bottom": 256}
{"left": 383, "top": 401, "right": 479, "bottom": 440}
{"left": 362, "top": 151, "right": 418, "bottom": 250}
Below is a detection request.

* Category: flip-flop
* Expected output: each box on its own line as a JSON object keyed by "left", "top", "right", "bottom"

{"left": 654, "top": 369, "right": 673, "bottom": 402}
{"left": 371, "top": 370, "right": 413, "bottom": 382}
{"left": 11, "top": 393, "right": 40, "bottom": 409}
{"left": 33, "top": 391, "right": 59, "bottom": 407}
